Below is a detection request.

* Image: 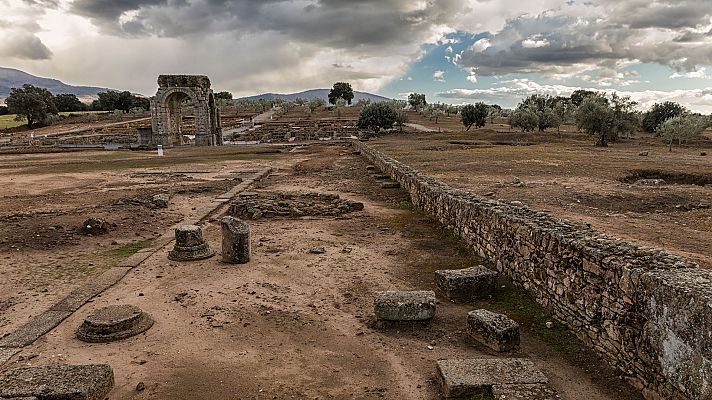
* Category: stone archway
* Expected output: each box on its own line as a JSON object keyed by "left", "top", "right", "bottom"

{"left": 148, "top": 75, "right": 222, "bottom": 147}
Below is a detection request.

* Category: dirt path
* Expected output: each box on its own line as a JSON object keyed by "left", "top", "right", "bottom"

{"left": 404, "top": 123, "right": 435, "bottom": 132}
{"left": 0, "top": 145, "right": 640, "bottom": 400}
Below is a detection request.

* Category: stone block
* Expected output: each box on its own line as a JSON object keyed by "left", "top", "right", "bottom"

{"left": 492, "top": 383, "right": 560, "bottom": 399}
{"left": 435, "top": 266, "right": 498, "bottom": 300}
{"left": 436, "top": 358, "right": 548, "bottom": 399}
{"left": 221, "top": 216, "right": 250, "bottom": 264}
{"left": 0, "top": 364, "right": 114, "bottom": 400}
{"left": 381, "top": 181, "right": 401, "bottom": 189}
{"left": 373, "top": 291, "right": 436, "bottom": 321}
{"left": 467, "top": 309, "right": 520, "bottom": 352}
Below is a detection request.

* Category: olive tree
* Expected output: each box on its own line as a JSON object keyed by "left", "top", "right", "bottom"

{"left": 460, "top": 103, "right": 488, "bottom": 131}
{"left": 657, "top": 114, "right": 708, "bottom": 151}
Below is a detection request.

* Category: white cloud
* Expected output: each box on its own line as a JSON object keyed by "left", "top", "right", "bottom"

{"left": 433, "top": 70, "right": 446, "bottom": 82}
{"left": 670, "top": 68, "right": 711, "bottom": 79}
{"left": 437, "top": 79, "right": 712, "bottom": 113}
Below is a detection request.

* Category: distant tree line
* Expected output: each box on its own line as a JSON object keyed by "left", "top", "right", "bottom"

{"left": 4, "top": 84, "right": 151, "bottom": 128}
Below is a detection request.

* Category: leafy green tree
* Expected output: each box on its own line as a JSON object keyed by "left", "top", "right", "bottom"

{"left": 308, "top": 97, "right": 325, "bottom": 112}
{"left": 609, "top": 93, "right": 640, "bottom": 140}
{"left": 461, "top": 103, "right": 488, "bottom": 131}
{"left": 642, "top": 101, "right": 687, "bottom": 134}
{"left": 6, "top": 84, "right": 58, "bottom": 128}
{"left": 214, "top": 91, "right": 233, "bottom": 100}
{"left": 54, "top": 93, "right": 87, "bottom": 112}
{"left": 431, "top": 108, "right": 445, "bottom": 124}
{"left": 94, "top": 91, "right": 149, "bottom": 112}
{"left": 294, "top": 97, "right": 306, "bottom": 106}
{"left": 408, "top": 93, "right": 427, "bottom": 112}
{"left": 575, "top": 95, "right": 613, "bottom": 146}
{"left": 570, "top": 89, "right": 598, "bottom": 107}
{"left": 328, "top": 82, "right": 354, "bottom": 105}
{"left": 357, "top": 102, "right": 397, "bottom": 134}
{"left": 658, "top": 114, "right": 708, "bottom": 151}
{"left": 508, "top": 106, "right": 539, "bottom": 132}
{"left": 487, "top": 105, "right": 502, "bottom": 124}
{"left": 0, "top": 106, "right": 8, "bottom": 116}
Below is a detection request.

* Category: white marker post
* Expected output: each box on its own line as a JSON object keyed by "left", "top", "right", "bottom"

{"left": 157, "top": 144, "right": 164, "bottom": 157}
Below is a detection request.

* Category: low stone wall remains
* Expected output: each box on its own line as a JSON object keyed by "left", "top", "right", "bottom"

{"left": 353, "top": 141, "right": 712, "bottom": 400}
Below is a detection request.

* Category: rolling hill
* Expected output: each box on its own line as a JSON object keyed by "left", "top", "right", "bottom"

{"left": 0, "top": 67, "right": 112, "bottom": 100}
{"left": 239, "top": 88, "right": 391, "bottom": 103}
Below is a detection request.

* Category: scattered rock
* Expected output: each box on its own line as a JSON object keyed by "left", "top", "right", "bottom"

{"left": 634, "top": 179, "right": 666, "bottom": 186}
{"left": 436, "top": 358, "right": 549, "bottom": 399}
{"left": 136, "top": 382, "right": 146, "bottom": 392}
{"left": 231, "top": 192, "right": 363, "bottom": 220}
{"left": 81, "top": 217, "right": 109, "bottom": 235}
{"left": 701, "top": 152, "right": 707, "bottom": 156}
{"left": 639, "top": 151, "right": 649, "bottom": 156}
{"left": 308, "top": 246, "right": 326, "bottom": 254}
{"left": 151, "top": 193, "right": 170, "bottom": 208}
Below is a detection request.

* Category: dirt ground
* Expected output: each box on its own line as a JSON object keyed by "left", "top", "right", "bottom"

{"left": 1, "top": 145, "right": 642, "bottom": 399}
{"left": 0, "top": 146, "right": 287, "bottom": 337}
{"left": 369, "top": 116, "right": 712, "bottom": 269}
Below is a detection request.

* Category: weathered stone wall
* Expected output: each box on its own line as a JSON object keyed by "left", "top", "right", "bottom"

{"left": 353, "top": 141, "right": 712, "bottom": 400}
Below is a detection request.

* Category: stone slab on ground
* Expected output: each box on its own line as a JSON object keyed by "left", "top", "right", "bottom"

{"left": 0, "top": 310, "right": 72, "bottom": 348}
{"left": 380, "top": 181, "right": 401, "bottom": 189}
{"left": 373, "top": 291, "right": 436, "bottom": 321}
{"left": 435, "top": 265, "right": 498, "bottom": 300}
{"left": 492, "top": 383, "right": 560, "bottom": 399}
{"left": 436, "top": 358, "right": 548, "bottom": 399}
{"left": 0, "top": 348, "right": 21, "bottom": 364}
{"left": 0, "top": 364, "right": 113, "bottom": 400}
{"left": 50, "top": 267, "right": 132, "bottom": 312}
{"left": 467, "top": 309, "right": 520, "bottom": 352}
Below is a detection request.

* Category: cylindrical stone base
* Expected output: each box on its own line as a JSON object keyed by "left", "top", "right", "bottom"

{"left": 169, "top": 225, "right": 215, "bottom": 261}
{"left": 221, "top": 216, "right": 250, "bottom": 264}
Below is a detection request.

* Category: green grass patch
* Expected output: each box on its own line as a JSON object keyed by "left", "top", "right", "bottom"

{"left": 104, "top": 239, "right": 153, "bottom": 261}
{"left": 0, "top": 114, "right": 24, "bottom": 129}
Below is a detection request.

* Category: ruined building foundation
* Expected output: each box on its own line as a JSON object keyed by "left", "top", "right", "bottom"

{"left": 147, "top": 75, "right": 222, "bottom": 147}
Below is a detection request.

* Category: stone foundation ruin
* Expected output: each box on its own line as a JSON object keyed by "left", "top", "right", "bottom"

{"left": 146, "top": 75, "right": 223, "bottom": 147}
{"left": 354, "top": 140, "right": 712, "bottom": 400}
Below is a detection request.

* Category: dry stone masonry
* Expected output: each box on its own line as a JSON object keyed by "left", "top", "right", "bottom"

{"left": 230, "top": 192, "right": 364, "bottom": 220}
{"left": 148, "top": 75, "right": 223, "bottom": 147}
{"left": 353, "top": 140, "right": 712, "bottom": 400}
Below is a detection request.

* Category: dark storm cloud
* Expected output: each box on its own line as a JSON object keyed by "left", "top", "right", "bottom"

{"left": 68, "top": 0, "right": 463, "bottom": 51}
{"left": 455, "top": 0, "right": 712, "bottom": 77}
{"left": 0, "top": 32, "right": 53, "bottom": 59}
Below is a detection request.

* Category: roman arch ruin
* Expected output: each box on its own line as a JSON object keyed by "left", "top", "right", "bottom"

{"left": 148, "top": 75, "right": 222, "bottom": 147}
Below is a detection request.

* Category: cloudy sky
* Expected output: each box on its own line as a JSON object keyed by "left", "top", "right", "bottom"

{"left": 2, "top": 0, "right": 712, "bottom": 112}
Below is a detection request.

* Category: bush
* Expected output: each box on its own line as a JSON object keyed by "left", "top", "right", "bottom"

{"left": 357, "top": 102, "right": 397, "bottom": 134}
{"left": 508, "top": 107, "right": 539, "bottom": 132}
{"left": 642, "top": 102, "right": 687, "bottom": 133}
{"left": 657, "top": 114, "right": 708, "bottom": 151}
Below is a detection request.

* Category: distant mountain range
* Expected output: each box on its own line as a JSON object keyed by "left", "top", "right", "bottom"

{"left": 0, "top": 67, "right": 112, "bottom": 101}
{"left": 239, "top": 88, "right": 391, "bottom": 103}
